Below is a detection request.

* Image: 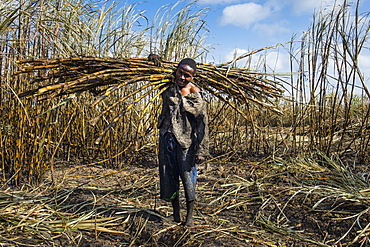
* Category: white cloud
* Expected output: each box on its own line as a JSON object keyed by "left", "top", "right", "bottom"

{"left": 197, "top": 0, "right": 241, "bottom": 4}
{"left": 224, "top": 48, "right": 249, "bottom": 64}
{"left": 359, "top": 51, "right": 370, "bottom": 85}
{"left": 263, "top": 0, "right": 287, "bottom": 12}
{"left": 289, "top": 0, "right": 336, "bottom": 14}
{"left": 224, "top": 48, "right": 290, "bottom": 72}
{"left": 359, "top": 52, "right": 370, "bottom": 70}
{"left": 253, "top": 22, "right": 291, "bottom": 38}
{"left": 263, "top": 51, "right": 290, "bottom": 72}
{"left": 220, "top": 2, "right": 272, "bottom": 28}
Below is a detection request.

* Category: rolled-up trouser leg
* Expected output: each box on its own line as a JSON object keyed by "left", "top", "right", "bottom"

{"left": 179, "top": 141, "right": 197, "bottom": 202}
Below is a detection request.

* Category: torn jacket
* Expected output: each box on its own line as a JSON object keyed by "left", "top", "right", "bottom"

{"left": 157, "top": 84, "right": 209, "bottom": 157}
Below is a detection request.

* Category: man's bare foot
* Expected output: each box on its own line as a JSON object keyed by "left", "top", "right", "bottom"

{"left": 185, "top": 219, "right": 194, "bottom": 227}
{"left": 173, "top": 212, "right": 181, "bottom": 223}
{"left": 185, "top": 200, "right": 195, "bottom": 226}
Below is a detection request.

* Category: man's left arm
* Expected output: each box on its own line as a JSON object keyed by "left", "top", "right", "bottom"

{"left": 195, "top": 108, "right": 209, "bottom": 158}
{"left": 183, "top": 92, "right": 210, "bottom": 158}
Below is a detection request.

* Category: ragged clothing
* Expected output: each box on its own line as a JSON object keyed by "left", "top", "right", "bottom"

{"left": 158, "top": 84, "right": 209, "bottom": 202}
{"left": 157, "top": 84, "right": 209, "bottom": 156}
{"left": 159, "top": 132, "right": 198, "bottom": 201}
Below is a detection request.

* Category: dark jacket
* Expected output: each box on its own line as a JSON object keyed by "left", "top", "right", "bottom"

{"left": 158, "top": 84, "right": 209, "bottom": 156}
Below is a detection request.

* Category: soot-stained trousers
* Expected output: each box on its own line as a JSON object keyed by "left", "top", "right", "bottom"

{"left": 158, "top": 84, "right": 209, "bottom": 202}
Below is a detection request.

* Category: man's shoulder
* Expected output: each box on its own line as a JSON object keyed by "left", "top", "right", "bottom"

{"left": 189, "top": 83, "right": 201, "bottom": 93}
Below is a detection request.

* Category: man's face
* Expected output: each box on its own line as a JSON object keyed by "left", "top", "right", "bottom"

{"left": 175, "top": 64, "right": 194, "bottom": 88}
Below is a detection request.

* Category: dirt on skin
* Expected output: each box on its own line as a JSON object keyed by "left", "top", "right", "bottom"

{"left": 11, "top": 150, "right": 360, "bottom": 247}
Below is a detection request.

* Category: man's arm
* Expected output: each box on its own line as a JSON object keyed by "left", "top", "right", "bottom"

{"left": 147, "top": 54, "right": 162, "bottom": 67}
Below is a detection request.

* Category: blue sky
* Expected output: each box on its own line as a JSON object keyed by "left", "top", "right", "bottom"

{"left": 123, "top": 0, "right": 370, "bottom": 90}
{"left": 130, "top": 0, "right": 370, "bottom": 63}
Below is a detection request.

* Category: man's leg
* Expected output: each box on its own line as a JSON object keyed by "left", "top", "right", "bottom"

{"left": 185, "top": 200, "right": 195, "bottom": 226}
{"left": 159, "top": 134, "right": 181, "bottom": 222}
{"left": 180, "top": 147, "right": 197, "bottom": 227}
{"left": 172, "top": 194, "right": 181, "bottom": 223}
{"left": 183, "top": 150, "right": 207, "bottom": 226}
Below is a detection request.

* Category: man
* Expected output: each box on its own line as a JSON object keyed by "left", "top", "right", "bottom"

{"left": 157, "top": 58, "right": 209, "bottom": 226}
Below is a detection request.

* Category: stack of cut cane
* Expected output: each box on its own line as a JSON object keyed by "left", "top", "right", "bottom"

{"left": 16, "top": 56, "right": 284, "bottom": 139}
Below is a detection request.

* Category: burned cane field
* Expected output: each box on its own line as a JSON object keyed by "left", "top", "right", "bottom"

{"left": 1, "top": 0, "right": 370, "bottom": 246}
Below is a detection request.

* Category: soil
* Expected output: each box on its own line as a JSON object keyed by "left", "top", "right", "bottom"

{"left": 4, "top": 152, "right": 370, "bottom": 246}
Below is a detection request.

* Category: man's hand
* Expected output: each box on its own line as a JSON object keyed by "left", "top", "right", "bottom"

{"left": 147, "top": 54, "right": 162, "bottom": 67}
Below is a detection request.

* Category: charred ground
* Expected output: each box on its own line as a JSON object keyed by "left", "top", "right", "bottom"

{"left": 9, "top": 151, "right": 367, "bottom": 247}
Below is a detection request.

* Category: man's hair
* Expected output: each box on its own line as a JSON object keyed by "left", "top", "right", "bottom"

{"left": 178, "top": 58, "right": 197, "bottom": 75}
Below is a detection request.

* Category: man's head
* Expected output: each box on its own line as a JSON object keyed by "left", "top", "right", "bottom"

{"left": 175, "top": 58, "right": 197, "bottom": 88}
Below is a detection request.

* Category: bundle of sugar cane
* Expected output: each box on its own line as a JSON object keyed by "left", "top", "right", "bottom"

{"left": 16, "top": 56, "right": 284, "bottom": 140}
{"left": 17, "top": 56, "right": 283, "bottom": 105}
